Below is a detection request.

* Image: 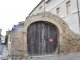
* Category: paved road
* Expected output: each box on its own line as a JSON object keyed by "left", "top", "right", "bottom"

{"left": 0, "top": 42, "right": 4, "bottom": 55}
{"left": 0, "top": 42, "right": 8, "bottom": 60}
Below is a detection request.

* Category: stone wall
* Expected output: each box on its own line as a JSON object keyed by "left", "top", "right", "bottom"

{"left": 24, "top": 12, "right": 80, "bottom": 55}
{"left": 10, "top": 22, "right": 26, "bottom": 59}
{"left": 60, "top": 28, "right": 80, "bottom": 54}
{"left": 10, "top": 12, "right": 80, "bottom": 60}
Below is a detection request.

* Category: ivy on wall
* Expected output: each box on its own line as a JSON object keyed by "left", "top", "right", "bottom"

{"left": 5, "top": 35, "right": 8, "bottom": 45}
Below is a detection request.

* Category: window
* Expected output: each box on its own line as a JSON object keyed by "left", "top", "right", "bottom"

{"left": 56, "top": 7, "right": 60, "bottom": 17}
{"left": 66, "top": 1, "right": 71, "bottom": 15}
{"left": 46, "top": 0, "right": 51, "bottom": 4}
{"left": 39, "top": 6, "right": 42, "bottom": 10}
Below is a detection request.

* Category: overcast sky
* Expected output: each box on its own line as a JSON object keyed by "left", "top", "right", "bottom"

{"left": 0, "top": 0, "right": 41, "bottom": 36}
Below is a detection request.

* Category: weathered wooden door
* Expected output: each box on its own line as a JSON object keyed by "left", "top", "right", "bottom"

{"left": 27, "top": 22, "right": 58, "bottom": 56}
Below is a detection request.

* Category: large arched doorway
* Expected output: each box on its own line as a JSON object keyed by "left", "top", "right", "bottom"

{"left": 27, "top": 22, "right": 59, "bottom": 56}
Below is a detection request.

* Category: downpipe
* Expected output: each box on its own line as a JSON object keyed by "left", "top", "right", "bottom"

{"left": 77, "top": 0, "right": 80, "bottom": 35}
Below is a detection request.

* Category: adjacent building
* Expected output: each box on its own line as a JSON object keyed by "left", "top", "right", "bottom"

{"left": 1, "top": 36, "right": 5, "bottom": 42}
{"left": 6, "top": 30, "right": 12, "bottom": 35}
{"left": 0, "top": 29, "right": 5, "bottom": 42}
{"left": 29, "top": 0, "right": 80, "bottom": 35}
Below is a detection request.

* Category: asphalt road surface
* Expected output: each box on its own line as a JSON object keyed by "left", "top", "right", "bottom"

{"left": 0, "top": 42, "right": 4, "bottom": 55}
{"left": 0, "top": 42, "right": 8, "bottom": 60}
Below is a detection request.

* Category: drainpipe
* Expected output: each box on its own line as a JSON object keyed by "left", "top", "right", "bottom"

{"left": 77, "top": 0, "right": 80, "bottom": 35}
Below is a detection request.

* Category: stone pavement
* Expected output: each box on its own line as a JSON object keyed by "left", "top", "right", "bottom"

{"left": 27, "top": 53, "right": 80, "bottom": 60}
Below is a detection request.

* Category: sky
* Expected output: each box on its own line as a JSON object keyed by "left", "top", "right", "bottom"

{"left": 0, "top": 0, "right": 41, "bottom": 36}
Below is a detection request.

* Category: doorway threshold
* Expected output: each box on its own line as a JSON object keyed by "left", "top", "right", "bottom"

{"left": 27, "top": 54, "right": 58, "bottom": 59}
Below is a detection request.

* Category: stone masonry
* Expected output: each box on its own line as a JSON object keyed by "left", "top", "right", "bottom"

{"left": 10, "top": 12, "right": 80, "bottom": 60}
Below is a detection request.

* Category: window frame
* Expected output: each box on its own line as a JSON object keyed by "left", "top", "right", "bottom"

{"left": 56, "top": 7, "right": 60, "bottom": 17}
{"left": 39, "top": 6, "right": 42, "bottom": 10}
{"left": 66, "top": 1, "right": 71, "bottom": 15}
{"left": 46, "top": 0, "right": 51, "bottom": 4}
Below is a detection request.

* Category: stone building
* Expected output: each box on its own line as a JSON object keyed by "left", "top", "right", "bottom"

{"left": 25, "top": 0, "right": 80, "bottom": 56}
{"left": 10, "top": 12, "right": 80, "bottom": 60}
{"left": 24, "top": 12, "right": 80, "bottom": 55}
{"left": 10, "top": 0, "right": 80, "bottom": 60}
{"left": 29, "top": 0, "right": 80, "bottom": 35}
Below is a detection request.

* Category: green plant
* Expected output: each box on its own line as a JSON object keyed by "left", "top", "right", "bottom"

{"left": 5, "top": 35, "right": 8, "bottom": 45}
{"left": 7, "top": 54, "right": 11, "bottom": 57}
{"left": 31, "top": 56, "right": 33, "bottom": 58}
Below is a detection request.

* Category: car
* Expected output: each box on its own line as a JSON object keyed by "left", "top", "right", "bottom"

{"left": 1, "top": 40, "right": 5, "bottom": 45}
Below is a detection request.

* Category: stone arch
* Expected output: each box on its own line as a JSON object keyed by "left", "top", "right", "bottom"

{"left": 23, "top": 12, "right": 80, "bottom": 55}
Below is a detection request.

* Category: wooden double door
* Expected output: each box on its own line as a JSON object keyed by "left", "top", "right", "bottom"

{"left": 27, "top": 22, "right": 58, "bottom": 56}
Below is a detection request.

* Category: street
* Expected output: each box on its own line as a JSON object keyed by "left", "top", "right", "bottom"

{"left": 0, "top": 43, "right": 3, "bottom": 55}
{"left": 0, "top": 42, "right": 8, "bottom": 60}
